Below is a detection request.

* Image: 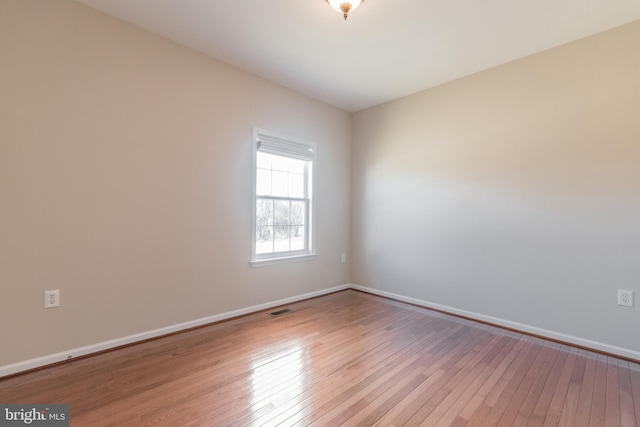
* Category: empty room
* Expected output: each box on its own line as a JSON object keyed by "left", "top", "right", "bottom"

{"left": 1, "top": 0, "right": 639, "bottom": 425}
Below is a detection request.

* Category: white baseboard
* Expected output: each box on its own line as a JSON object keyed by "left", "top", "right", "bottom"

{"left": 3, "top": 282, "right": 636, "bottom": 377}
{"left": 0, "top": 284, "right": 350, "bottom": 378}
{"left": 349, "top": 284, "right": 640, "bottom": 362}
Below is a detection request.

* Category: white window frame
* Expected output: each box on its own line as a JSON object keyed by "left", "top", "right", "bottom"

{"left": 251, "top": 128, "right": 316, "bottom": 266}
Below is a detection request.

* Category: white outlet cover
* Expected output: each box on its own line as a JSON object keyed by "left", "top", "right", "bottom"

{"left": 617, "top": 290, "right": 633, "bottom": 307}
{"left": 44, "top": 289, "right": 60, "bottom": 308}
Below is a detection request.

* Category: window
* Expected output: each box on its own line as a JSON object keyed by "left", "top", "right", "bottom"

{"left": 252, "top": 128, "right": 315, "bottom": 265}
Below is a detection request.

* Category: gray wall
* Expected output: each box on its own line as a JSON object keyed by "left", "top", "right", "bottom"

{"left": 351, "top": 21, "right": 640, "bottom": 355}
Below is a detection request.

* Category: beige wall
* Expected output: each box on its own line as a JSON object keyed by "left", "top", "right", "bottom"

{"left": 2, "top": 0, "right": 638, "bottom": 370}
{"left": 0, "top": 0, "right": 351, "bottom": 367}
{"left": 351, "top": 21, "right": 640, "bottom": 354}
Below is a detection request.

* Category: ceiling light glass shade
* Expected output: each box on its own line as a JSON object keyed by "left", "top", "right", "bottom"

{"left": 326, "top": 0, "right": 364, "bottom": 20}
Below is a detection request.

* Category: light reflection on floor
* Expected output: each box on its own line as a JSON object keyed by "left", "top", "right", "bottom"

{"left": 248, "top": 341, "right": 307, "bottom": 424}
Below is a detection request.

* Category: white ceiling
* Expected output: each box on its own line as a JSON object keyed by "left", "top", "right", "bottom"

{"left": 73, "top": 0, "right": 640, "bottom": 112}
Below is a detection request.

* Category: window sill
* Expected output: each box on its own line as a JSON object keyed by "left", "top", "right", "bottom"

{"left": 250, "top": 253, "right": 317, "bottom": 267}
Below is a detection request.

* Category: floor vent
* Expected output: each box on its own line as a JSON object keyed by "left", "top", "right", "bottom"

{"left": 269, "top": 308, "right": 291, "bottom": 317}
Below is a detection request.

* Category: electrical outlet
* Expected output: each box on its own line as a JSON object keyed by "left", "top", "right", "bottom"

{"left": 341, "top": 253, "right": 347, "bottom": 263}
{"left": 618, "top": 290, "right": 633, "bottom": 307}
{"left": 44, "top": 290, "right": 60, "bottom": 308}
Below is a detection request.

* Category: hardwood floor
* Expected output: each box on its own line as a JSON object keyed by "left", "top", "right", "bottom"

{"left": 1, "top": 290, "right": 638, "bottom": 426}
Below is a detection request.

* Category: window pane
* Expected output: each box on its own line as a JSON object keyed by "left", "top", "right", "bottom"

{"left": 256, "top": 152, "right": 273, "bottom": 170}
{"left": 288, "top": 158, "right": 305, "bottom": 174}
{"left": 290, "top": 201, "right": 305, "bottom": 226}
{"left": 274, "top": 200, "right": 290, "bottom": 226}
{"left": 256, "top": 199, "right": 273, "bottom": 226}
{"left": 272, "top": 171, "right": 288, "bottom": 197}
{"left": 274, "top": 226, "right": 290, "bottom": 252}
{"left": 289, "top": 173, "right": 304, "bottom": 198}
{"left": 272, "top": 155, "right": 289, "bottom": 172}
{"left": 290, "top": 226, "right": 305, "bottom": 251}
{"left": 256, "top": 226, "right": 273, "bottom": 254}
{"left": 256, "top": 169, "right": 272, "bottom": 196}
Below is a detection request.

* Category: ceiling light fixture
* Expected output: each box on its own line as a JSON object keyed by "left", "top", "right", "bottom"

{"left": 326, "top": 0, "right": 364, "bottom": 20}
